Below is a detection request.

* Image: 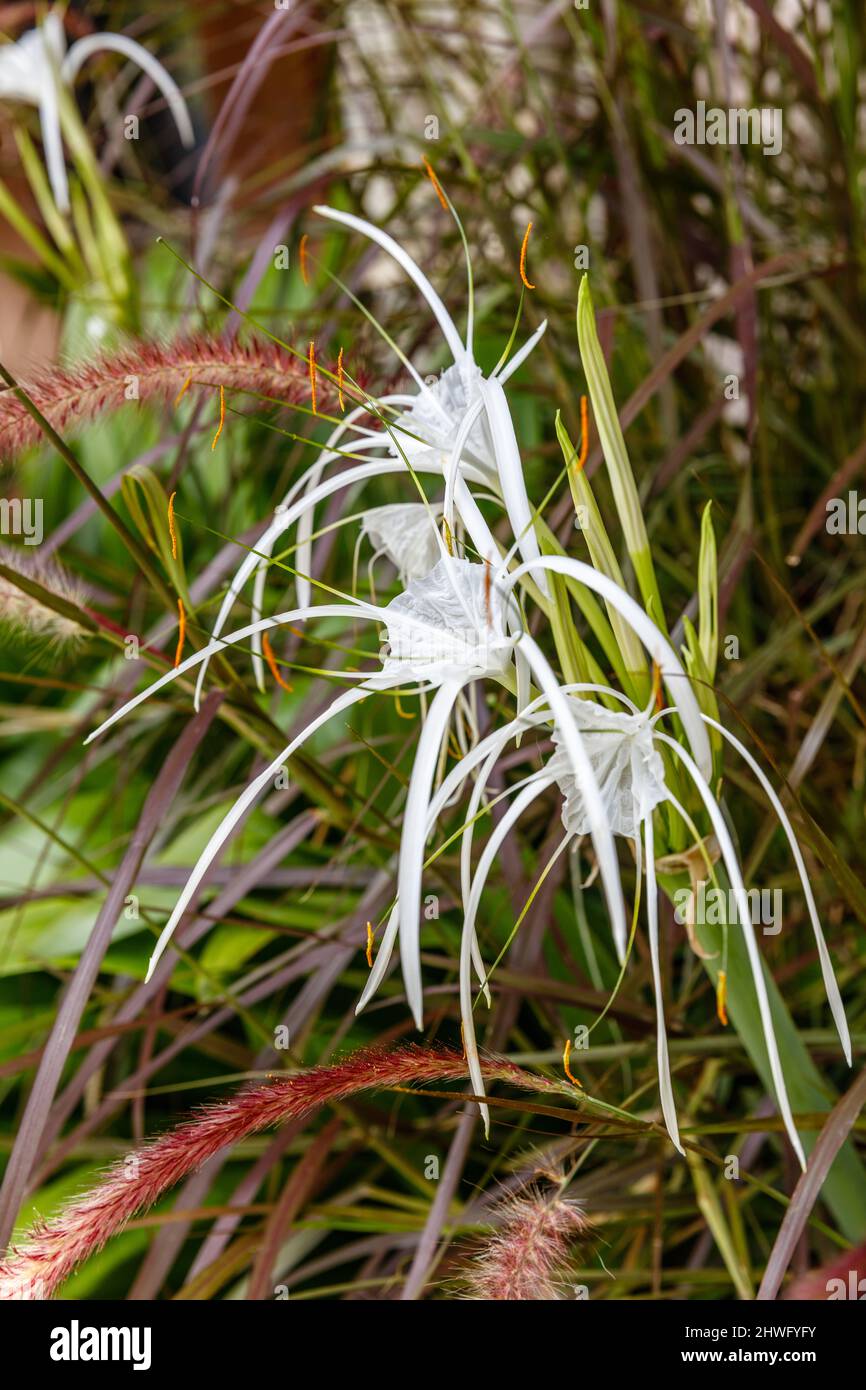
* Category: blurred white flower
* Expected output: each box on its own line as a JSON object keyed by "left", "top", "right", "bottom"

{"left": 0, "top": 9, "right": 194, "bottom": 213}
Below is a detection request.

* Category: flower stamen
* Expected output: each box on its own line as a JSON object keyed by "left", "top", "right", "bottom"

{"left": 562, "top": 1038, "right": 582, "bottom": 1087}
{"left": 211, "top": 384, "right": 225, "bottom": 450}
{"left": 519, "top": 222, "right": 535, "bottom": 290}
{"left": 167, "top": 490, "right": 178, "bottom": 560}
{"left": 577, "top": 394, "right": 589, "bottom": 471}
{"left": 174, "top": 598, "right": 186, "bottom": 668}
{"left": 423, "top": 157, "right": 449, "bottom": 211}
{"left": 262, "top": 631, "right": 293, "bottom": 691}
{"left": 716, "top": 970, "right": 728, "bottom": 1027}
{"left": 173, "top": 369, "right": 193, "bottom": 407}
{"left": 299, "top": 234, "right": 310, "bottom": 285}
{"left": 308, "top": 341, "right": 318, "bottom": 415}
{"left": 651, "top": 660, "right": 664, "bottom": 713}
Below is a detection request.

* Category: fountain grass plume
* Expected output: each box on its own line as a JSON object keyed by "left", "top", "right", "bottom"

{"left": 0, "top": 1046, "right": 549, "bottom": 1300}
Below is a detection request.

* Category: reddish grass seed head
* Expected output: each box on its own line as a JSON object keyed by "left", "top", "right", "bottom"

{"left": 461, "top": 1191, "right": 590, "bottom": 1301}
{"left": 0, "top": 1045, "right": 549, "bottom": 1300}
{"left": 0, "top": 336, "right": 315, "bottom": 462}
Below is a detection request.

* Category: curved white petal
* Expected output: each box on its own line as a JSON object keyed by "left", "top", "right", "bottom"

{"left": 461, "top": 774, "right": 554, "bottom": 1135}
{"left": 443, "top": 397, "right": 485, "bottom": 539}
{"left": 314, "top": 205, "right": 467, "bottom": 364}
{"left": 38, "top": 69, "right": 68, "bottom": 213}
{"left": 645, "top": 813, "right": 684, "bottom": 1153}
{"left": 144, "top": 683, "right": 375, "bottom": 981}
{"left": 506, "top": 555, "right": 713, "bottom": 781}
{"left": 479, "top": 376, "right": 549, "bottom": 598}
{"left": 496, "top": 319, "right": 548, "bottom": 384}
{"left": 398, "top": 679, "right": 464, "bottom": 1028}
{"left": 518, "top": 631, "right": 627, "bottom": 962}
{"left": 64, "top": 35, "right": 195, "bottom": 147}
{"left": 702, "top": 714, "right": 851, "bottom": 1066}
{"left": 86, "top": 602, "right": 385, "bottom": 744}
{"left": 655, "top": 730, "right": 807, "bottom": 1170}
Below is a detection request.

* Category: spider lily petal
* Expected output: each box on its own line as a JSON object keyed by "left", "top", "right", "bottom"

{"left": 144, "top": 682, "right": 379, "bottom": 980}
{"left": 443, "top": 396, "right": 486, "bottom": 541}
{"left": 517, "top": 631, "right": 628, "bottom": 961}
{"left": 461, "top": 773, "right": 556, "bottom": 1134}
{"left": 479, "top": 375, "right": 549, "bottom": 598}
{"left": 506, "top": 555, "right": 713, "bottom": 781}
{"left": 645, "top": 812, "right": 684, "bottom": 1153}
{"left": 356, "top": 903, "right": 400, "bottom": 1014}
{"left": 0, "top": 12, "right": 193, "bottom": 214}
{"left": 655, "top": 729, "right": 807, "bottom": 1170}
{"left": 85, "top": 602, "right": 385, "bottom": 744}
{"left": 496, "top": 319, "right": 548, "bottom": 383}
{"left": 702, "top": 714, "right": 851, "bottom": 1066}
{"left": 61, "top": 34, "right": 195, "bottom": 151}
{"left": 398, "top": 678, "right": 465, "bottom": 1027}
{"left": 314, "top": 205, "right": 468, "bottom": 363}
{"left": 37, "top": 23, "right": 67, "bottom": 214}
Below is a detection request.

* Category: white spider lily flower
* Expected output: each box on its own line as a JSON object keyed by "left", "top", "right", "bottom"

{"left": 198, "top": 208, "right": 549, "bottom": 700}
{"left": 361, "top": 502, "right": 441, "bottom": 584}
{"left": 547, "top": 697, "right": 668, "bottom": 839}
{"left": 83, "top": 562, "right": 530, "bottom": 992}
{"left": 314, "top": 204, "right": 549, "bottom": 594}
{"left": 191, "top": 450, "right": 490, "bottom": 710}
{"left": 380, "top": 556, "right": 512, "bottom": 684}
{"left": 506, "top": 554, "right": 713, "bottom": 780}
{"left": 445, "top": 672, "right": 848, "bottom": 1160}
{"left": 89, "top": 549, "right": 625, "bottom": 1030}
{"left": 0, "top": 9, "right": 194, "bottom": 214}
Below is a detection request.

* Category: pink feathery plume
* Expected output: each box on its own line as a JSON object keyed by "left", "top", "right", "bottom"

{"left": 0, "top": 335, "right": 334, "bottom": 461}
{"left": 0, "top": 1046, "right": 549, "bottom": 1300}
{"left": 461, "top": 1190, "right": 590, "bottom": 1301}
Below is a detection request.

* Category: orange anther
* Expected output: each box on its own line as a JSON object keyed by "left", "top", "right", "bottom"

{"left": 519, "top": 221, "right": 535, "bottom": 290}
{"left": 262, "top": 631, "right": 294, "bottom": 692}
{"left": 716, "top": 970, "right": 728, "bottom": 1027}
{"left": 308, "top": 341, "right": 317, "bottom": 415}
{"left": 174, "top": 598, "right": 186, "bottom": 668}
{"left": 423, "top": 157, "right": 449, "bottom": 211}
{"left": 167, "top": 490, "right": 178, "bottom": 560}
{"left": 577, "top": 395, "right": 589, "bottom": 471}
{"left": 211, "top": 384, "right": 225, "bottom": 450}
{"left": 174, "top": 369, "right": 193, "bottom": 407}
{"left": 563, "top": 1038, "right": 583, "bottom": 1087}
